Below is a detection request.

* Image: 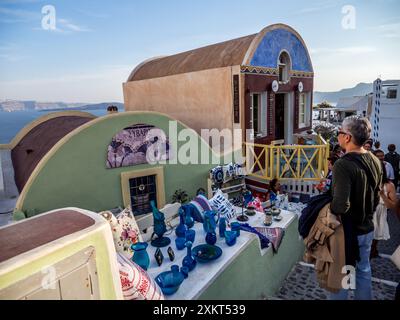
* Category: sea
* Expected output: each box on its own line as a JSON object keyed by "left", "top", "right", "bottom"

{"left": 0, "top": 109, "right": 120, "bottom": 144}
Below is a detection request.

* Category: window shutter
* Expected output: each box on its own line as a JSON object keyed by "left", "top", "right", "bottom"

{"left": 294, "top": 91, "right": 299, "bottom": 131}
{"left": 268, "top": 91, "right": 275, "bottom": 137}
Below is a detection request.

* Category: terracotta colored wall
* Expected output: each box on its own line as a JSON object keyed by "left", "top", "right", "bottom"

{"left": 11, "top": 116, "right": 93, "bottom": 192}
{"left": 123, "top": 67, "right": 238, "bottom": 135}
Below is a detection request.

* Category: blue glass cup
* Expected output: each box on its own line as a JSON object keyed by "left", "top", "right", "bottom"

{"left": 185, "top": 229, "right": 195, "bottom": 243}
{"left": 175, "top": 237, "right": 186, "bottom": 250}
{"left": 224, "top": 230, "right": 237, "bottom": 246}
{"left": 230, "top": 222, "right": 241, "bottom": 237}
{"left": 180, "top": 266, "right": 189, "bottom": 279}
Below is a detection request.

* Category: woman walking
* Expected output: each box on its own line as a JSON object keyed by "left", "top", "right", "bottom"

{"left": 370, "top": 164, "right": 397, "bottom": 258}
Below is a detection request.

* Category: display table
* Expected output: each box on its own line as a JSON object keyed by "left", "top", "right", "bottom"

{"left": 146, "top": 207, "right": 304, "bottom": 300}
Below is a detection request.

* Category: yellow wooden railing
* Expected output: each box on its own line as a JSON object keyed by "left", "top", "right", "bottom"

{"left": 244, "top": 135, "right": 329, "bottom": 181}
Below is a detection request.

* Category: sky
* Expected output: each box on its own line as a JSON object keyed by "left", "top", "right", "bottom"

{"left": 0, "top": 0, "right": 399, "bottom": 103}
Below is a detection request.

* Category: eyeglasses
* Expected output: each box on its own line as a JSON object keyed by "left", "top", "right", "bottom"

{"left": 337, "top": 130, "right": 352, "bottom": 137}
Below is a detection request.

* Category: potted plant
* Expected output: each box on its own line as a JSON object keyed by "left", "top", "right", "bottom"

{"left": 172, "top": 189, "right": 189, "bottom": 204}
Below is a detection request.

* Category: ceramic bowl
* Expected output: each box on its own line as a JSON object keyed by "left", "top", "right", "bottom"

{"left": 271, "top": 207, "right": 281, "bottom": 216}
{"left": 264, "top": 215, "right": 273, "bottom": 226}
{"left": 246, "top": 206, "right": 256, "bottom": 216}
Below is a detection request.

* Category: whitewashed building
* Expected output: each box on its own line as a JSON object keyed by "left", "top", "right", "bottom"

{"left": 371, "top": 79, "right": 400, "bottom": 151}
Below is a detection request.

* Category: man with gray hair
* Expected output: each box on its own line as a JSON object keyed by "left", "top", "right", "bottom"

{"left": 330, "top": 116, "right": 382, "bottom": 300}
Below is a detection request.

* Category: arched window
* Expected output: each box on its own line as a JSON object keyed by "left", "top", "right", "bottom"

{"left": 278, "top": 51, "right": 291, "bottom": 83}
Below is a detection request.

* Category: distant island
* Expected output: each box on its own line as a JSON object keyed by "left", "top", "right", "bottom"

{"left": 313, "top": 82, "right": 373, "bottom": 105}
{"left": 1, "top": 82, "right": 374, "bottom": 112}
{"left": 0, "top": 101, "right": 124, "bottom": 112}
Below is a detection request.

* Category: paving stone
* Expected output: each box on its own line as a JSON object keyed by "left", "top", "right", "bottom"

{"left": 371, "top": 256, "right": 400, "bottom": 283}
{"left": 378, "top": 211, "right": 400, "bottom": 255}
{"left": 274, "top": 263, "right": 397, "bottom": 300}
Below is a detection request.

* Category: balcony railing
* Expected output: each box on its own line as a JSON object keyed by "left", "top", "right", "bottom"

{"left": 244, "top": 135, "right": 329, "bottom": 181}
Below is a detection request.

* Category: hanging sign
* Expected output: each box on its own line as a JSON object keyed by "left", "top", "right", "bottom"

{"left": 298, "top": 81, "right": 304, "bottom": 93}
{"left": 272, "top": 80, "right": 279, "bottom": 93}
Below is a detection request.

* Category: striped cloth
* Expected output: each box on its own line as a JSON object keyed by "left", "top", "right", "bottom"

{"left": 117, "top": 253, "right": 164, "bottom": 300}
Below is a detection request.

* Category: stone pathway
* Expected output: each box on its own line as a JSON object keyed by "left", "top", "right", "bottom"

{"left": 273, "top": 208, "right": 399, "bottom": 300}
{"left": 274, "top": 261, "right": 398, "bottom": 300}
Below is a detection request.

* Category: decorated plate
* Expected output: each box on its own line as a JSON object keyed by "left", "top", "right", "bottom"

{"left": 192, "top": 244, "right": 222, "bottom": 263}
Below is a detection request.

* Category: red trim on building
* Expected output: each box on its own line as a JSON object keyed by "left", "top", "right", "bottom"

{"left": 243, "top": 74, "right": 313, "bottom": 141}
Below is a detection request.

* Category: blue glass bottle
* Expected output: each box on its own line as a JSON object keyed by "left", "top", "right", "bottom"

{"left": 182, "top": 241, "right": 197, "bottom": 272}
{"left": 175, "top": 208, "right": 187, "bottom": 238}
{"left": 205, "top": 231, "right": 217, "bottom": 245}
{"left": 131, "top": 242, "right": 150, "bottom": 271}
{"left": 218, "top": 217, "right": 226, "bottom": 238}
{"left": 184, "top": 210, "right": 194, "bottom": 229}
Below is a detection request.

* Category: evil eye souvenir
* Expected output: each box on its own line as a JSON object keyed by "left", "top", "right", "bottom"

{"left": 211, "top": 166, "right": 224, "bottom": 185}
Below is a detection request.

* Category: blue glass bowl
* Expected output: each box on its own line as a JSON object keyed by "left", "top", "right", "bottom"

{"left": 192, "top": 244, "right": 222, "bottom": 263}
{"left": 155, "top": 271, "right": 184, "bottom": 295}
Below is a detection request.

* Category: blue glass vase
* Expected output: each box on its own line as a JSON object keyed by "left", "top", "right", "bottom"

{"left": 218, "top": 217, "right": 226, "bottom": 238}
{"left": 150, "top": 200, "right": 171, "bottom": 247}
{"left": 203, "top": 210, "right": 217, "bottom": 233}
{"left": 182, "top": 241, "right": 197, "bottom": 272}
{"left": 205, "top": 231, "right": 217, "bottom": 245}
{"left": 131, "top": 242, "right": 150, "bottom": 271}
{"left": 184, "top": 210, "right": 194, "bottom": 229}
{"left": 175, "top": 208, "right": 187, "bottom": 238}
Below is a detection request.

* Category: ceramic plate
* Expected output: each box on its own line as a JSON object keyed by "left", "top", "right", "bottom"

{"left": 192, "top": 244, "right": 223, "bottom": 263}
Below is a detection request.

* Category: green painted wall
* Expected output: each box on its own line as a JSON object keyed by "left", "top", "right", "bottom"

{"left": 0, "top": 226, "right": 122, "bottom": 300}
{"left": 17, "top": 112, "right": 241, "bottom": 217}
{"left": 198, "top": 217, "right": 304, "bottom": 300}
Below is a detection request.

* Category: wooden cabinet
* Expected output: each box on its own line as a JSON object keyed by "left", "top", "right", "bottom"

{"left": 0, "top": 247, "right": 100, "bottom": 300}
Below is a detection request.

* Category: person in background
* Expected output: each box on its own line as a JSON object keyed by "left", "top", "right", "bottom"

{"left": 394, "top": 200, "right": 400, "bottom": 301}
{"left": 374, "top": 141, "right": 381, "bottom": 151}
{"left": 370, "top": 165, "right": 397, "bottom": 258}
{"left": 374, "top": 149, "right": 395, "bottom": 184}
{"left": 268, "top": 178, "right": 281, "bottom": 203}
{"left": 385, "top": 144, "right": 400, "bottom": 191}
{"left": 316, "top": 153, "right": 338, "bottom": 193}
{"left": 330, "top": 116, "right": 382, "bottom": 300}
{"left": 333, "top": 144, "right": 344, "bottom": 158}
{"left": 363, "top": 139, "right": 373, "bottom": 151}
{"left": 107, "top": 105, "right": 119, "bottom": 114}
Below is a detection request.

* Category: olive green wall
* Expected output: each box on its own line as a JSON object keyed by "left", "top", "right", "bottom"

{"left": 17, "top": 112, "right": 240, "bottom": 217}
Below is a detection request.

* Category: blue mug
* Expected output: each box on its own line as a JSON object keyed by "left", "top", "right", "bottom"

{"left": 230, "top": 222, "right": 241, "bottom": 237}
{"left": 225, "top": 230, "right": 237, "bottom": 246}
{"left": 185, "top": 229, "right": 196, "bottom": 243}
{"left": 175, "top": 237, "right": 186, "bottom": 250}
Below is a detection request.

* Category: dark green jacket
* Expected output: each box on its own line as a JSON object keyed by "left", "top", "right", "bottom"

{"left": 331, "top": 152, "right": 382, "bottom": 235}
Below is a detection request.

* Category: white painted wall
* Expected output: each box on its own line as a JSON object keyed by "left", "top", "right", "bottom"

{"left": 371, "top": 79, "right": 400, "bottom": 151}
